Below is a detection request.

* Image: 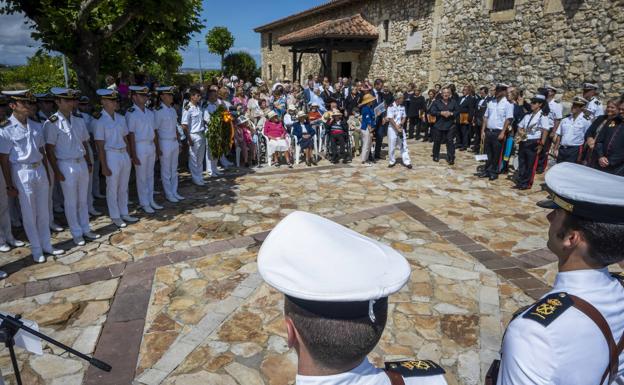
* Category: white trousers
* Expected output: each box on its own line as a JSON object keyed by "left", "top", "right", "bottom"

{"left": 189, "top": 133, "right": 205, "bottom": 184}
{"left": 86, "top": 146, "right": 96, "bottom": 211}
{"left": 0, "top": 172, "right": 15, "bottom": 245}
{"left": 159, "top": 139, "right": 179, "bottom": 199}
{"left": 58, "top": 160, "right": 91, "bottom": 238}
{"left": 388, "top": 129, "right": 411, "bottom": 166}
{"left": 12, "top": 164, "right": 52, "bottom": 256}
{"left": 105, "top": 151, "right": 131, "bottom": 219}
{"left": 360, "top": 129, "right": 372, "bottom": 163}
{"left": 204, "top": 137, "right": 219, "bottom": 175}
{"left": 134, "top": 142, "right": 156, "bottom": 207}
{"left": 45, "top": 162, "right": 56, "bottom": 224}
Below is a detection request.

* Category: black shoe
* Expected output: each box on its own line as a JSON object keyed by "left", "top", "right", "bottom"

{"left": 536, "top": 169, "right": 544, "bottom": 175}
{"left": 448, "top": 159, "right": 455, "bottom": 165}
{"left": 388, "top": 163, "right": 396, "bottom": 168}
{"left": 406, "top": 164, "right": 413, "bottom": 169}
{"left": 459, "top": 148, "right": 467, "bottom": 152}
{"left": 489, "top": 175, "right": 498, "bottom": 181}
{"left": 433, "top": 157, "right": 440, "bottom": 162}
{"left": 476, "top": 172, "right": 489, "bottom": 178}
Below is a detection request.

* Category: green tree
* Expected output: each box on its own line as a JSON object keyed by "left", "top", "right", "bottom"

{"left": 205, "top": 26, "right": 234, "bottom": 73}
{"left": 1, "top": 0, "right": 204, "bottom": 97}
{"left": 223, "top": 51, "right": 259, "bottom": 81}
{"left": 0, "top": 52, "right": 77, "bottom": 92}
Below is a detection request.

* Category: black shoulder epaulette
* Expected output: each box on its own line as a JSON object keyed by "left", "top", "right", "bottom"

{"left": 48, "top": 115, "right": 58, "bottom": 123}
{"left": 385, "top": 360, "right": 445, "bottom": 377}
{"left": 184, "top": 104, "right": 190, "bottom": 111}
{"left": 72, "top": 111, "right": 83, "bottom": 118}
{"left": 612, "top": 272, "right": 624, "bottom": 281}
{"left": 0, "top": 119, "right": 9, "bottom": 128}
{"left": 118, "top": 110, "right": 126, "bottom": 116}
{"left": 155, "top": 105, "right": 162, "bottom": 111}
{"left": 554, "top": 100, "right": 560, "bottom": 104}
{"left": 127, "top": 107, "right": 135, "bottom": 113}
{"left": 522, "top": 292, "right": 573, "bottom": 327}
{"left": 92, "top": 110, "right": 102, "bottom": 119}
{"left": 595, "top": 100, "right": 601, "bottom": 106}
{"left": 583, "top": 112, "right": 591, "bottom": 120}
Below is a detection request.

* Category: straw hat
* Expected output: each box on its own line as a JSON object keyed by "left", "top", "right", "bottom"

{"left": 267, "top": 110, "right": 278, "bottom": 120}
{"left": 358, "top": 93, "right": 376, "bottom": 107}
{"left": 296, "top": 111, "right": 308, "bottom": 119}
{"left": 331, "top": 109, "right": 343, "bottom": 117}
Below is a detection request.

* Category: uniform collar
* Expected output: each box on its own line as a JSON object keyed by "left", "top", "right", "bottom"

{"left": 296, "top": 359, "right": 378, "bottom": 385}
{"left": 9, "top": 114, "right": 27, "bottom": 130}
{"left": 553, "top": 268, "right": 611, "bottom": 291}
{"left": 133, "top": 103, "right": 145, "bottom": 113}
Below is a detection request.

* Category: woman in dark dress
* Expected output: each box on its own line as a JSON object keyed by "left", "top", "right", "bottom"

{"left": 583, "top": 98, "right": 619, "bottom": 167}
{"left": 292, "top": 111, "right": 317, "bottom": 166}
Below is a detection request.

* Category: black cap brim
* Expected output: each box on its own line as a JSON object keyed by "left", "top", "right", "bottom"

{"left": 537, "top": 199, "right": 559, "bottom": 209}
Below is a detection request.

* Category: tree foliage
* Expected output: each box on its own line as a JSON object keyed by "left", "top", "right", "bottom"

{"left": 205, "top": 26, "right": 234, "bottom": 72}
{"left": 0, "top": 52, "right": 76, "bottom": 92}
{"left": 1, "top": 0, "right": 204, "bottom": 96}
{"left": 223, "top": 51, "right": 259, "bottom": 81}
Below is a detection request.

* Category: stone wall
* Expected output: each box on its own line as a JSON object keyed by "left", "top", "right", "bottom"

{"left": 258, "top": 0, "right": 623, "bottom": 98}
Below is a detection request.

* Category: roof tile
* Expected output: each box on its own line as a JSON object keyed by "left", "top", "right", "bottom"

{"left": 278, "top": 14, "right": 378, "bottom": 45}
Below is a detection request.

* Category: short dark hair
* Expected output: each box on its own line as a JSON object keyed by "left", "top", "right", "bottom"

{"left": 480, "top": 86, "right": 489, "bottom": 93}
{"left": 189, "top": 87, "right": 201, "bottom": 97}
{"left": 284, "top": 297, "right": 387, "bottom": 371}
{"left": 560, "top": 213, "right": 624, "bottom": 266}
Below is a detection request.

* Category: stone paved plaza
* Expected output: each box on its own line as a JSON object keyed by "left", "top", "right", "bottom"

{"left": 0, "top": 141, "right": 622, "bottom": 385}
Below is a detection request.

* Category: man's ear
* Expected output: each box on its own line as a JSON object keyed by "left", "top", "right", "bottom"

{"left": 285, "top": 317, "right": 299, "bottom": 349}
{"left": 564, "top": 229, "right": 584, "bottom": 251}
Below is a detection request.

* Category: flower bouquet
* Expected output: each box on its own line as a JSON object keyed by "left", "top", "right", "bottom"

{"left": 206, "top": 105, "right": 234, "bottom": 159}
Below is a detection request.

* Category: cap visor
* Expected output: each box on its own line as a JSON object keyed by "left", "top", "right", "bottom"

{"left": 536, "top": 199, "right": 560, "bottom": 209}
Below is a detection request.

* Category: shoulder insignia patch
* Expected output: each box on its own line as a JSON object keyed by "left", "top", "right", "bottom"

{"left": 0, "top": 119, "right": 9, "bottom": 128}
{"left": 584, "top": 112, "right": 592, "bottom": 120}
{"left": 385, "top": 360, "right": 445, "bottom": 377}
{"left": 155, "top": 105, "right": 163, "bottom": 111}
{"left": 595, "top": 100, "right": 601, "bottom": 105}
{"left": 49, "top": 115, "right": 58, "bottom": 123}
{"left": 522, "top": 292, "right": 572, "bottom": 326}
{"left": 184, "top": 104, "right": 190, "bottom": 111}
{"left": 92, "top": 110, "right": 102, "bottom": 119}
{"left": 127, "top": 107, "right": 135, "bottom": 113}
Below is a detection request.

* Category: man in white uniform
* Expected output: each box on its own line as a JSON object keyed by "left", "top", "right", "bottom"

{"left": 497, "top": 162, "right": 624, "bottom": 384}
{"left": 554, "top": 96, "right": 592, "bottom": 164}
{"left": 77, "top": 96, "right": 103, "bottom": 216}
{"left": 536, "top": 85, "right": 563, "bottom": 174}
{"left": 181, "top": 87, "right": 209, "bottom": 186}
{"left": 385, "top": 93, "right": 412, "bottom": 169}
{"left": 582, "top": 83, "right": 604, "bottom": 121}
{"left": 258, "top": 211, "right": 448, "bottom": 385}
{"left": 154, "top": 86, "right": 184, "bottom": 203}
{"left": 0, "top": 90, "right": 64, "bottom": 263}
{"left": 126, "top": 86, "right": 162, "bottom": 214}
{"left": 93, "top": 89, "right": 139, "bottom": 228}
{"left": 44, "top": 88, "right": 101, "bottom": 246}
{"left": 479, "top": 83, "right": 514, "bottom": 180}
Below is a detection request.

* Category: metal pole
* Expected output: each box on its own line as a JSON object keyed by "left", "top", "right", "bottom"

{"left": 197, "top": 40, "right": 203, "bottom": 84}
{"left": 61, "top": 55, "right": 69, "bottom": 88}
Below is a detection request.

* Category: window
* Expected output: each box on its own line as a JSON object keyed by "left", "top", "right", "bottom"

{"left": 268, "top": 33, "right": 273, "bottom": 51}
{"left": 383, "top": 20, "right": 389, "bottom": 42}
{"left": 282, "top": 64, "right": 287, "bottom": 79}
{"left": 268, "top": 64, "right": 273, "bottom": 80}
{"left": 492, "top": 0, "right": 514, "bottom": 11}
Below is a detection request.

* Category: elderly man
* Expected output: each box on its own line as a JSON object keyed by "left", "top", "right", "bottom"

{"left": 258, "top": 211, "right": 448, "bottom": 384}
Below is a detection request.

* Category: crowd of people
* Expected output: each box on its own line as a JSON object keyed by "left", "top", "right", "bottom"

{"left": 0, "top": 74, "right": 622, "bottom": 277}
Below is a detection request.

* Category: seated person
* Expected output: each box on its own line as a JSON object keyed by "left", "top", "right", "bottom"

{"left": 235, "top": 115, "right": 256, "bottom": 167}
{"left": 328, "top": 109, "right": 349, "bottom": 164}
{"left": 264, "top": 110, "right": 292, "bottom": 168}
{"left": 292, "top": 111, "right": 317, "bottom": 167}
{"left": 348, "top": 107, "right": 362, "bottom": 156}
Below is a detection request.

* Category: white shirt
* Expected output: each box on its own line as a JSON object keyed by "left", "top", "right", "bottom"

{"left": 81, "top": 113, "right": 94, "bottom": 135}
{"left": 556, "top": 114, "right": 592, "bottom": 146}
{"left": 499, "top": 268, "right": 624, "bottom": 385}
{"left": 0, "top": 115, "right": 44, "bottom": 164}
{"left": 181, "top": 103, "right": 208, "bottom": 134}
{"left": 386, "top": 102, "right": 406, "bottom": 127}
{"left": 586, "top": 97, "right": 604, "bottom": 121}
{"left": 547, "top": 99, "right": 563, "bottom": 126}
{"left": 296, "top": 358, "right": 447, "bottom": 385}
{"left": 284, "top": 113, "right": 294, "bottom": 129}
{"left": 154, "top": 104, "right": 179, "bottom": 141}
{"left": 518, "top": 110, "right": 552, "bottom": 140}
{"left": 485, "top": 98, "right": 514, "bottom": 130}
{"left": 125, "top": 104, "right": 155, "bottom": 143}
{"left": 94, "top": 110, "right": 128, "bottom": 151}
{"left": 44, "top": 112, "right": 89, "bottom": 160}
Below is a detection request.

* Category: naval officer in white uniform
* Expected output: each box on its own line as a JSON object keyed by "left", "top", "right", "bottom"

{"left": 496, "top": 163, "right": 624, "bottom": 384}
{"left": 258, "top": 211, "right": 448, "bottom": 385}
{"left": 154, "top": 86, "right": 184, "bottom": 203}
{"left": 0, "top": 90, "right": 64, "bottom": 263}
{"left": 44, "top": 88, "right": 100, "bottom": 246}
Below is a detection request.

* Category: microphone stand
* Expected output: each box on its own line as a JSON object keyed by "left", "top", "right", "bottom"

{"left": 0, "top": 313, "right": 111, "bottom": 385}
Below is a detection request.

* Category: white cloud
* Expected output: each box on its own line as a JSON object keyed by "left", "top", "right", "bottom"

{"left": 0, "top": 12, "right": 41, "bottom": 65}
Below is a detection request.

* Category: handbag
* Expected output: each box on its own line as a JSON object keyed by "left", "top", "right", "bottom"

{"left": 485, "top": 359, "right": 500, "bottom": 385}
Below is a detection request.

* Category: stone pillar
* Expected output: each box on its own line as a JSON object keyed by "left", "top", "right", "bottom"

{"left": 427, "top": 0, "right": 445, "bottom": 88}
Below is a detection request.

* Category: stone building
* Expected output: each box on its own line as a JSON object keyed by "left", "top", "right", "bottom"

{"left": 254, "top": 0, "right": 623, "bottom": 98}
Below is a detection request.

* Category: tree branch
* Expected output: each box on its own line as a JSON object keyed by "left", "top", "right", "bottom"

{"left": 98, "top": 10, "right": 136, "bottom": 39}
{"left": 77, "top": 0, "right": 106, "bottom": 24}
{"left": 132, "top": 26, "right": 152, "bottom": 49}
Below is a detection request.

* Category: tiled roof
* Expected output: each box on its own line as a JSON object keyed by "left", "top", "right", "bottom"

{"left": 278, "top": 14, "right": 378, "bottom": 45}
{"left": 254, "top": 0, "right": 357, "bottom": 32}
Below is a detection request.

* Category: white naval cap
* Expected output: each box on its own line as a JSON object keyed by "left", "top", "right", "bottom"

{"left": 1, "top": 90, "right": 35, "bottom": 102}
{"left": 50, "top": 87, "right": 80, "bottom": 99}
{"left": 582, "top": 82, "right": 599, "bottom": 90}
{"left": 128, "top": 85, "right": 150, "bottom": 95}
{"left": 96, "top": 89, "right": 119, "bottom": 100}
{"left": 155, "top": 86, "right": 175, "bottom": 94}
{"left": 537, "top": 163, "right": 624, "bottom": 224}
{"left": 258, "top": 211, "right": 411, "bottom": 321}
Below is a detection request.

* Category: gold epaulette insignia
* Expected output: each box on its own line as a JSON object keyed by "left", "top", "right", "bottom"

{"left": 522, "top": 292, "right": 572, "bottom": 326}
{"left": 385, "top": 360, "right": 445, "bottom": 377}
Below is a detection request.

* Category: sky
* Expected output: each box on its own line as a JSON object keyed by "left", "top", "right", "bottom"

{"left": 0, "top": 0, "right": 327, "bottom": 68}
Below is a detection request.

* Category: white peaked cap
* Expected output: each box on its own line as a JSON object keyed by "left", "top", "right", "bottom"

{"left": 258, "top": 211, "right": 411, "bottom": 304}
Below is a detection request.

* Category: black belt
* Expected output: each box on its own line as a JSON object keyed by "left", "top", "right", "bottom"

{"left": 487, "top": 129, "right": 502, "bottom": 133}
{"left": 560, "top": 145, "right": 580, "bottom": 149}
